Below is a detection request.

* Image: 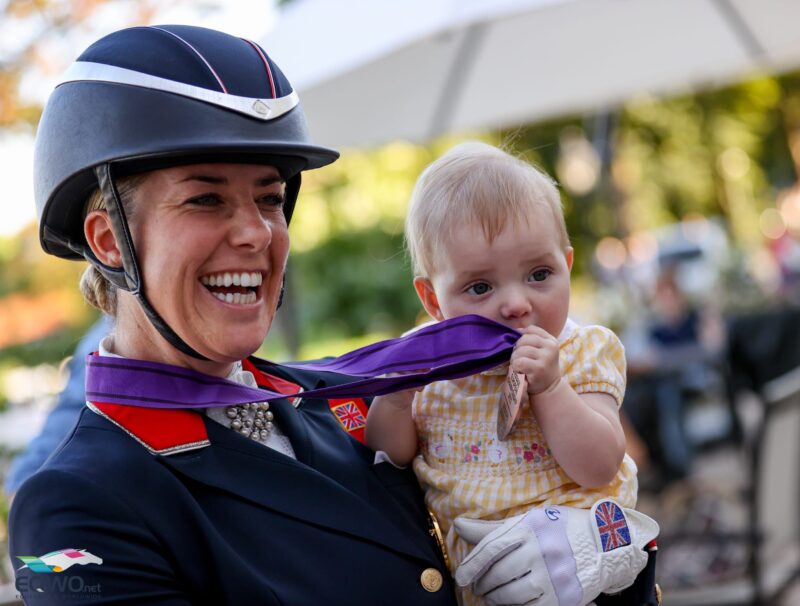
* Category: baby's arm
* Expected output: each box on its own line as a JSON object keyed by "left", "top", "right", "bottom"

{"left": 512, "top": 326, "right": 626, "bottom": 488}
{"left": 365, "top": 390, "right": 419, "bottom": 466}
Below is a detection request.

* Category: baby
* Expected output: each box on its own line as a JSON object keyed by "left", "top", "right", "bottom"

{"left": 366, "top": 141, "right": 638, "bottom": 605}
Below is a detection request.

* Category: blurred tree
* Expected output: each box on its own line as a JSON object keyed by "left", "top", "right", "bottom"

{"left": 499, "top": 75, "right": 799, "bottom": 283}
{"left": 290, "top": 227, "right": 418, "bottom": 341}
{"left": 0, "top": 0, "right": 181, "bottom": 129}
{"left": 0, "top": 0, "right": 189, "bottom": 363}
{"left": 0, "top": 225, "right": 95, "bottom": 363}
{"left": 3, "top": 0, "right": 800, "bottom": 353}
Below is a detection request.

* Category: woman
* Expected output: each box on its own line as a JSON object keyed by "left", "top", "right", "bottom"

{"left": 9, "top": 25, "right": 456, "bottom": 605}
{"left": 10, "top": 25, "right": 657, "bottom": 606}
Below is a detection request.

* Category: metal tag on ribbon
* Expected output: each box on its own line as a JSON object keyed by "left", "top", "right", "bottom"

{"left": 85, "top": 315, "right": 521, "bottom": 409}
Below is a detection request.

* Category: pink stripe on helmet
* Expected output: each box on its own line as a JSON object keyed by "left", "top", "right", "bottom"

{"left": 151, "top": 26, "right": 228, "bottom": 94}
{"left": 242, "top": 38, "right": 276, "bottom": 99}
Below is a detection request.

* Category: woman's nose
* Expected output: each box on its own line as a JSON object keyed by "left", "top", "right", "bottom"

{"left": 228, "top": 201, "right": 273, "bottom": 251}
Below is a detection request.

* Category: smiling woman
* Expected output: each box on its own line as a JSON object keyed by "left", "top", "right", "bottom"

{"left": 83, "top": 164, "right": 291, "bottom": 367}
{"left": 8, "top": 24, "right": 458, "bottom": 606}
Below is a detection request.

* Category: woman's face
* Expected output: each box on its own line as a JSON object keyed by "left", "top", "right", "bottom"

{"left": 123, "top": 163, "right": 289, "bottom": 364}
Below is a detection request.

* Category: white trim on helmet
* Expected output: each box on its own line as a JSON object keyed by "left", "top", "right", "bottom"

{"left": 59, "top": 61, "right": 299, "bottom": 121}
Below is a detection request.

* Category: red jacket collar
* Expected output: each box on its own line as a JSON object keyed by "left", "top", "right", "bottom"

{"left": 89, "top": 362, "right": 300, "bottom": 456}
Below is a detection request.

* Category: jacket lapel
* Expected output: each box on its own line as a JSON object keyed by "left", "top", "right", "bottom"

{"left": 158, "top": 418, "right": 430, "bottom": 563}
{"left": 245, "top": 360, "right": 372, "bottom": 496}
{"left": 268, "top": 396, "right": 314, "bottom": 465}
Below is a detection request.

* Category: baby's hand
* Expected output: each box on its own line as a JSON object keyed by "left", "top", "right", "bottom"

{"left": 510, "top": 326, "right": 561, "bottom": 396}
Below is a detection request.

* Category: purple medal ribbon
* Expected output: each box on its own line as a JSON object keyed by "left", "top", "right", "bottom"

{"left": 85, "top": 315, "right": 520, "bottom": 409}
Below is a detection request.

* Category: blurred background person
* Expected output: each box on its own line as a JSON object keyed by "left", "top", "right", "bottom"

{"left": 3, "top": 317, "right": 110, "bottom": 496}
{"left": 623, "top": 263, "right": 726, "bottom": 486}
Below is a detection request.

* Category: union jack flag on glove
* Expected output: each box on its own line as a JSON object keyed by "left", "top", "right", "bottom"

{"left": 454, "top": 499, "right": 659, "bottom": 606}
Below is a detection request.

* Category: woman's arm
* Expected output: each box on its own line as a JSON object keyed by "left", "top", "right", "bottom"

{"left": 365, "top": 390, "right": 419, "bottom": 466}
{"left": 9, "top": 469, "right": 192, "bottom": 605}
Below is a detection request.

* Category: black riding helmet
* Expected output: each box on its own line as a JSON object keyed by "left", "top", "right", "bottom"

{"left": 34, "top": 25, "right": 339, "bottom": 359}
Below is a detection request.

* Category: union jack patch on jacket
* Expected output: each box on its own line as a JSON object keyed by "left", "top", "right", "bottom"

{"left": 329, "top": 399, "right": 368, "bottom": 443}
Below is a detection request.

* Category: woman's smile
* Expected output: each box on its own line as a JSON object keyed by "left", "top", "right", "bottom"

{"left": 200, "top": 270, "right": 265, "bottom": 305}
{"left": 116, "top": 162, "right": 290, "bottom": 368}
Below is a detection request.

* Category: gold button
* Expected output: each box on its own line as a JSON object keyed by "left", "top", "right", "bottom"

{"left": 420, "top": 568, "right": 443, "bottom": 592}
{"left": 654, "top": 583, "right": 662, "bottom": 604}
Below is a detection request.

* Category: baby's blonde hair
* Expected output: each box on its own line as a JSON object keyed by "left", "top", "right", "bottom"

{"left": 405, "top": 141, "right": 569, "bottom": 278}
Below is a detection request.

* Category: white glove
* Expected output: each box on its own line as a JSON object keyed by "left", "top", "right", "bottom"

{"left": 454, "top": 499, "right": 659, "bottom": 606}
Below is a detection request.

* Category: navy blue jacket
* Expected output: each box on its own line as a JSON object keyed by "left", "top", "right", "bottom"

{"left": 9, "top": 361, "right": 456, "bottom": 605}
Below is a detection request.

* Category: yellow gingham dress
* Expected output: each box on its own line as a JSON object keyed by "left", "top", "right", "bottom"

{"left": 412, "top": 320, "right": 638, "bottom": 590}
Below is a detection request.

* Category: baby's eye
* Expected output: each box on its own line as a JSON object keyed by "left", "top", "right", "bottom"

{"left": 528, "top": 269, "right": 551, "bottom": 282}
{"left": 466, "top": 282, "right": 492, "bottom": 295}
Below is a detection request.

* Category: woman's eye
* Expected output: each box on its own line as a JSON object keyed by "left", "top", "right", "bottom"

{"left": 258, "top": 193, "right": 285, "bottom": 210}
{"left": 466, "top": 282, "right": 492, "bottom": 295}
{"left": 186, "top": 194, "right": 220, "bottom": 207}
{"left": 529, "top": 269, "right": 551, "bottom": 282}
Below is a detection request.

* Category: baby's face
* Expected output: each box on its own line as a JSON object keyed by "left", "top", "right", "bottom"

{"left": 416, "top": 215, "right": 573, "bottom": 336}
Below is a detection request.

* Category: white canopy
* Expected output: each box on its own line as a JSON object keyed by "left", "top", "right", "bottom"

{"left": 264, "top": 0, "right": 800, "bottom": 149}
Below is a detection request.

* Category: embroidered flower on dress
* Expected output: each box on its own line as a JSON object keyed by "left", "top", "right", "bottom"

{"left": 512, "top": 442, "right": 551, "bottom": 465}
{"left": 463, "top": 441, "right": 482, "bottom": 462}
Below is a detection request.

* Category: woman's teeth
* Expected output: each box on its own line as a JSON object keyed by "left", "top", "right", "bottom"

{"left": 201, "top": 272, "right": 263, "bottom": 288}
{"left": 212, "top": 291, "right": 258, "bottom": 305}
{"left": 200, "top": 271, "right": 263, "bottom": 305}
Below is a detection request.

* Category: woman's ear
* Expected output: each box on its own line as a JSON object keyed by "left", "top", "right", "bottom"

{"left": 413, "top": 277, "right": 445, "bottom": 322}
{"left": 84, "top": 210, "right": 122, "bottom": 267}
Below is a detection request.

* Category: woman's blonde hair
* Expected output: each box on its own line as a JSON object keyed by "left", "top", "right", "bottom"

{"left": 405, "top": 141, "right": 569, "bottom": 278}
{"left": 79, "top": 175, "right": 145, "bottom": 316}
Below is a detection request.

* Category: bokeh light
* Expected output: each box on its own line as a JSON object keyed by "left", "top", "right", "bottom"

{"left": 759, "top": 207, "right": 786, "bottom": 240}
{"left": 595, "top": 236, "right": 627, "bottom": 270}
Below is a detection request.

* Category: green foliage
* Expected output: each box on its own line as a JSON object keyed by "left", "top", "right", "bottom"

{"left": 275, "top": 73, "right": 800, "bottom": 343}
{"left": 290, "top": 226, "right": 422, "bottom": 340}
{"left": 0, "top": 319, "right": 97, "bottom": 366}
{"left": 0, "top": 226, "right": 84, "bottom": 298}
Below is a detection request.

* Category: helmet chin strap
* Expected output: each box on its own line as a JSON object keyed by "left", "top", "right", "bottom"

{"left": 277, "top": 277, "right": 285, "bottom": 309}
{"left": 91, "top": 164, "right": 211, "bottom": 361}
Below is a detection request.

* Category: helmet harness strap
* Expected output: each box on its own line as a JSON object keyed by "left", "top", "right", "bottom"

{"left": 93, "top": 164, "right": 211, "bottom": 361}
{"left": 274, "top": 173, "right": 301, "bottom": 311}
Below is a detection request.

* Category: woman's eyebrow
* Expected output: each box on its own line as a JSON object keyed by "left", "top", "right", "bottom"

{"left": 178, "top": 175, "right": 283, "bottom": 186}
{"left": 179, "top": 174, "right": 227, "bottom": 184}
{"left": 256, "top": 175, "right": 283, "bottom": 186}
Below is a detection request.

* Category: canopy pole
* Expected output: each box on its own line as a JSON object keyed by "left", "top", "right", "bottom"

{"left": 711, "top": 0, "right": 765, "bottom": 61}
{"left": 427, "top": 22, "right": 487, "bottom": 140}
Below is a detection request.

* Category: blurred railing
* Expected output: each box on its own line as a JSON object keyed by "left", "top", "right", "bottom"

{"left": 663, "top": 306, "right": 800, "bottom": 605}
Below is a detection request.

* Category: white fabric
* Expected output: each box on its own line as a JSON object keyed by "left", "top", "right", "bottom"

{"left": 266, "top": 0, "right": 800, "bottom": 150}
{"left": 373, "top": 450, "right": 406, "bottom": 468}
{"left": 96, "top": 337, "right": 296, "bottom": 458}
{"left": 62, "top": 61, "right": 300, "bottom": 121}
{"left": 453, "top": 499, "right": 659, "bottom": 606}
{"left": 525, "top": 507, "right": 582, "bottom": 606}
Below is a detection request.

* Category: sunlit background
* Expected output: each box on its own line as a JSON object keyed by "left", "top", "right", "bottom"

{"left": 2, "top": 1, "right": 800, "bottom": 602}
